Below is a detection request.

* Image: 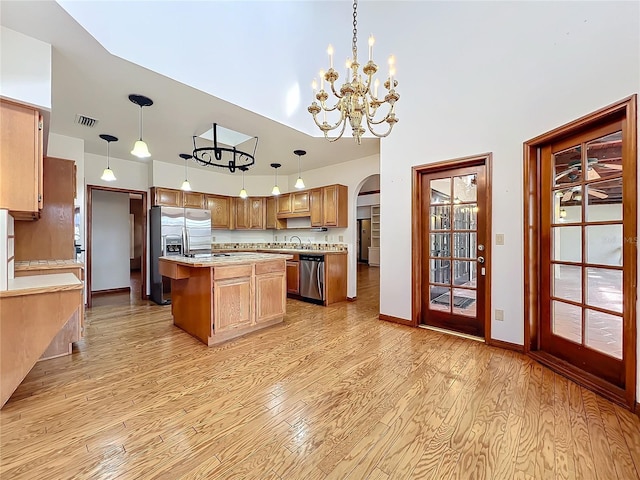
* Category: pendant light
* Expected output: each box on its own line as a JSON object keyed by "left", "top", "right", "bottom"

{"left": 294, "top": 149, "right": 306, "bottom": 189}
{"left": 99, "top": 134, "right": 118, "bottom": 182}
{"left": 239, "top": 166, "right": 249, "bottom": 199}
{"left": 179, "top": 153, "right": 192, "bottom": 191}
{"left": 271, "top": 163, "right": 281, "bottom": 196}
{"left": 129, "top": 94, "right": 153, "bottom": 158}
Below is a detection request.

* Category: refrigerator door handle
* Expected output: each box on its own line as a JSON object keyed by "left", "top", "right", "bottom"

{"left": 318, "top": 262, "right": 325, "bottom": 300}
{"left": 182, "top": 227, "right": 189, "bottom": 255}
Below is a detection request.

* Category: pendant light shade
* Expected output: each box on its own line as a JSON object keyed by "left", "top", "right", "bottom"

{"left": 179, "top": 153, "right": 192, "bottom": 191}
{"left": 129, "top": 94, "right": 153, "bottom": 158}
{"left": 239, "top": 166, "right": 249, "bottom": 198}
{"left": 99, "top": 134, "right": 118, "bottom": 182}
{"left": 270, "top": 163, "right": 281, "bottom": 196}
{"left": 293, "top": 149, "right": 306, "bottom": 189}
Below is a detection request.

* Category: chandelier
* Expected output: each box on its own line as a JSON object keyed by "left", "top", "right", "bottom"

{"left": 308, "top": 0, "right": 399, "bottom": 144}
{"left": 192, "top": 123, "right": 259, "bottom": 172}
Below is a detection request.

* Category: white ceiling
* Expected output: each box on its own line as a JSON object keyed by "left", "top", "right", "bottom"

{"left": 0, "top": 0, "right": 391, "bottom": 176}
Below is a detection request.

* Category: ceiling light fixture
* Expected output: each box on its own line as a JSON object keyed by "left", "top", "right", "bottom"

{"left": 308, "top": 0, "right": 399, "bottom": 144}
{"left": 294, "top": 149, "right": 306, "bottom": 189}
{"left": 239, "top": 166, "right": 249, "bottom": 199}
{"left": 129, "top": 94, "right": 153, "bottom": 158}
{"left": 179, "top": 153, "right": 192, "bottom": 191}
{"left": 271, "top": 163, "right": 281, "bottom": 196}
{"left": 192, "top": 123, "right": 259, "bottom": 172}
{"left": 99, "top": 134, "right": 117, "bottom": 182}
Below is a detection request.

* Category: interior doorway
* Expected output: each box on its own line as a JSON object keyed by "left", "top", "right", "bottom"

{"left": 86, "top": 185, "right": 147, "bottom": 308}
{"left": 524, "top": 95, "right": 637, "bottom": 409}
{"left": 358, "top": 219, "right": 371, "bottom": 263}
{"left": 412, "top": 154, "right": 492, "bottom": 340}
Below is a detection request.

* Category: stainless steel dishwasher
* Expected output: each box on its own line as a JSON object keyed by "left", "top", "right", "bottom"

{"left": 299, "top": 254, "right": 325, "bottom": 304}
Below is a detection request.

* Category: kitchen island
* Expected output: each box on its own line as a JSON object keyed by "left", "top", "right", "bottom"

{"left": 159, "top": 253, "right": 291, "bottom": 346}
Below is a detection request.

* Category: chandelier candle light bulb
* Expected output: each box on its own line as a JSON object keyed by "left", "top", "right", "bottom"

{"left": 308, "top": 0, "right": 399, "bottom": 144}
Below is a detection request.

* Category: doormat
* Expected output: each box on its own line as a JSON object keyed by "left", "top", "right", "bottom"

{"left": 432, "top": 294, "right": 475, "bottom": 309}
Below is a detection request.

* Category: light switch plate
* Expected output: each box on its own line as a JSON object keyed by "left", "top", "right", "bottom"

{"left": 495, "top": 233, "right": 505, "bottom": 245}
{"left": 339, "top": 235, "right": 344, "bottom": 242}
{"left": 495, "top": 309, "right": 504, "bottom": 321}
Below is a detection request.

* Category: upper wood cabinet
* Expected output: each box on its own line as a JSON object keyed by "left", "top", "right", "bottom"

{"left": 151, "top": 187, "right": 182, "bottom": 207}
{"left": 310, "top": 188, "right": 323, "bottom": 227}
{"left": 291, "top": 191, "right": 310, "bottom": 214}
{"left": 183, "top": 191, "right": 205, "bottom": 209}
{"left": 235, "top": 197, "right": 265, "bottom": 230}
{"left": 206, "top": 194, "right": 232, "bottom": 229}
{"left": 0, "top": 99, "right": 43, "bottom": 220}
{"left": 323, "top": 184, "right": 348, "bottom": 227}
{"left": 277, "top": 194, "right": 291, "bottom": 215}
{"left": 266, "top": 196, "right": 286, "bottom": 230}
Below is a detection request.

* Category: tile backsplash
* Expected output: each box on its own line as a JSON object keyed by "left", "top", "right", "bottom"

{"left": 211, "top": 242, "right": 347, "bottom": 252}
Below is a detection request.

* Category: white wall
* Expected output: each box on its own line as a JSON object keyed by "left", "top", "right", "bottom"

{"left": 85, "top": 153, "right": 150, "bottom": 191}
{"left": 91, "top": 190, "right": 130, "bottom": 291}
{"left": 380, "top": 1, "right": 638, "bottom": 345}
{"left": 0, "top": 26, "right": 51, "bottom": 110}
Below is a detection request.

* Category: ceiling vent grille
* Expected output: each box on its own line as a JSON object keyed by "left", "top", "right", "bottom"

{"left": 75, "top": 114, "right": 98, "bottom": 128}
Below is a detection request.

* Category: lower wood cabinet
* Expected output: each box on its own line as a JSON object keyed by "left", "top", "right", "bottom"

{"left": 255, "top": 261, "right": 286, "bottom": 323}
{"left": 213, "top": 267, "right": 252, "bottom": 334}
{"left": 286, "top": 259, "right": 300, "bottom": 295}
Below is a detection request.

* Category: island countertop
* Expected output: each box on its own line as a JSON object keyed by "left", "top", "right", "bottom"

{"left": 159, "top": 252, "right": 293, "bottom": 268}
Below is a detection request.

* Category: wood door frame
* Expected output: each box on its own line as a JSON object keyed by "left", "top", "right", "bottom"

{"left": 86, "top": 185, "right": 148, "bottom": 308}
{"left": 411, "top": 153, "right": 493, "bottom": 342}
{"left": 523, "top": 94, "right": 637, "bottom": 409}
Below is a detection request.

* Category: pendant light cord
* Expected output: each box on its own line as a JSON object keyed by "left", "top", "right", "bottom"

{"left": 139, "top": 107, "right": 143, "bottom": 141}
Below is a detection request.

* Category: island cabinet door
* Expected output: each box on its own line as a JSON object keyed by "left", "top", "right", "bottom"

{"left": 255, "top": 261, "right": 286, "bottom": 323}
{"left": 212, "top": 269, "right": 253, "bottom": 333}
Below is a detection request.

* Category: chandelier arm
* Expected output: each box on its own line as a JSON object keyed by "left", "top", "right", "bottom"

{"left": 328, "top": 82, "right": 344, "bottom": 99}
{"left": 324, "top": 117, "right": 349, "bottom": 142}
{"left": 365, "top": 116, "right": 396, "bottom": 138}
{"left": 320, "top": 99, "right": 342, "bottom": 112}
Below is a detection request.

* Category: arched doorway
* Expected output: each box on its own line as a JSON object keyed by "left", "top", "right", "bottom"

{"left": 352, "top": 174, "right": 380, "bottom": 301}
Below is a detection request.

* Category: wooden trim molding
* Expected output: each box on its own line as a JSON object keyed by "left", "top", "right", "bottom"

{"left": 487, "top": 338, "right": 524, "bottom": 353}
{"left": 379, "top": 314, "right": 412, "bottom": 325}
{"left": 347, "top": 296, "right": 357, "bottom": 302}
{"left": 91, "top": 287, "right": 131, "bottom": 296}
{"left": 523, "top": 94, "right": 637, "bottom": 410}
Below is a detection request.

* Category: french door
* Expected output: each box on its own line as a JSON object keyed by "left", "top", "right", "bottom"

{"left": 414, "top": 156, "right": 491, "bottom": 338}
{"left": 525, "top": 95, "right": 637, "bottom": 408}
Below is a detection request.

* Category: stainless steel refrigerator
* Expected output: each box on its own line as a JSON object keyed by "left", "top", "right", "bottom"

{"left": 150, "top": 206, "right": 212, "bottom": 305}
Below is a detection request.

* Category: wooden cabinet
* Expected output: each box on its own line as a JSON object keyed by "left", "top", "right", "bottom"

{"left": 213, "top": 266, "right": 252, "bottom": 334}
{"left": 322, "top": 185, "right": 348, "bottom": 227}
{"left": 183, "top": 191, "right": 205, "bottom": 209}
{"left": 255, "top": 260, "right": 286, "bottom": 324}
{"left": 266, "top": 196, "right": 286, "bottom": 230}
{"left": 234, "top": 197, "right": 265, "bottom": 230}
{"left": 310, "top": 188, "right": 323, "bottom": 227}
{"left": 206, "top": 194, "right": 232, "bottom": 229}
{"left": 151, "top": 187, "right": 182, "bottom": 207}
{"left": 291, "top": 191, "right": 310, "bottom": 214}
{"left": 286, "top": 258, "right": 300, "bottom": 295}
{"left": 325, "top": 253, "right": 348, "bottom": 305}
{"left": 14, "top": 157, "right": 76, "bottom": 260}
{"left": 277, "top": 194, "right": 291, "bottom": 215}
{"left": 0, "top": 99, "right": 43, "bottom": 220}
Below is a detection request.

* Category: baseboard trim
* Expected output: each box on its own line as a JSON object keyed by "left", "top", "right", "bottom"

{"left": 91, "top": 287, "right": 131, "bottom": 296}
{"left": 635, "top": 401, "right": 640, "bottom": 417}
{"left": 347, "top": 296, "right": 357, "bottom": 302}
{"left": 488, "top": 338, "right": 524, "bottom": 353}
{"left": 379, "top": 314, "right": 412, "bottom": 325}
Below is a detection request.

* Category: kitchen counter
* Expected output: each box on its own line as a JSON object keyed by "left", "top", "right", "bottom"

{"left": 14, "top": 259, "right": 84, "bottom": 271}
{"left": 159, "top": 254, "right": 289, "bottom": 346}
{"left": 211, "top": 248, "right": 347, "bottom": 255}
{"left": 1, "top": 273, "right": 82, "bottom": 298}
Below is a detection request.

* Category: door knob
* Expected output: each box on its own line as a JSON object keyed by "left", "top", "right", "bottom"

{"left": 477, "top": 256, "right": 485, "bottom": 264}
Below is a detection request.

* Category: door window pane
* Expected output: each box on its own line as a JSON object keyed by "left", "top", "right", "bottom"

{"left": 586, "top": 267, "right": 622, "bottom": 313}
{"left": 429, "top": 285, "right": 450, "bottom": 312}
{"left": 453, "top": 175, "right": 477, "bottom": 202}
{"left": 430, "top": 179, "right": 451, "bottom": 204}
{"left": 552, "top": 301, "right": 582, "bottom": 344}
{"left": 453, "top": 260, "right": 476, "bottom": 286}
{"left": 453, "top": 232, "right": 476, "bottom": 259}
{"left": 453, "top": 288, "right": 476, "bottom": 317}
{"left": 585, "top": 131, "right": 622, "bottom": 181}
{"left": 453, "top": 204, "right": 477, "bottom": 230}
{"left": 554, "top": 145, "right": 582, "bottom": 186}
{"left": 585, "top": 309, "right": 622, "bottom": 359}
{"left": 552, "top": 226, "right": 582, "bottom": 263}
{"left": 552, "top": 264, "right": 581, "bottom": 303}
{"left": 430, "top": 259, "right": 450, "bottom": 285}
{"left": 430, "top": 233, "right": 450, "bottom": 258}
{"left": 586, "top": 225, "right": 622, "bottom": 266}
{"left": 586, "top": 178, "right": 622, "bottom": 222}
{"left": 553, "top": 188, "right": 581, "bottom": 223}
{"left": 430, "top": 206, "right": 450, "bottom": 230}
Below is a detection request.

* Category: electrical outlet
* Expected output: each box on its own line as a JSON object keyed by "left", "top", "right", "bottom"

{"left": 338, "top": 235, "right": 344, "bottom": 242}
{"left": 495, "top": 309, "right": 504, "bottom": 321}
{"left": 495, "top": 233, "right": 505, "bottom": 245}
{"left": 324, "top": 235, "right": 328, "bottom": 242}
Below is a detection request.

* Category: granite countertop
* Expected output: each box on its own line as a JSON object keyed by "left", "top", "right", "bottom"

{"left": 15, "top": 259, "right": 84, "bottom": 270}
{"left": 1, "top": 273, "right": 83, "bottom": 298}
{"left": 212, "top": 248, "right": 347, "bottom": 255}
{"left": 159, "top": 252, "right": 294, "bottom": 267}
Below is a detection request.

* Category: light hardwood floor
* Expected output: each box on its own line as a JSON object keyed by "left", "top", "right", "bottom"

{"left": 1, "top": 265, "right": 639, "bottom": 479}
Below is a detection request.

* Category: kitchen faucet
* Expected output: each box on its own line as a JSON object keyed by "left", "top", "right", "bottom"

{"left": 290, "top": 235, "right": 302, "bottom": 247}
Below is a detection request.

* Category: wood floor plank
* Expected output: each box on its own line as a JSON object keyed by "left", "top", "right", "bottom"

{"left": 1, "top": 265, "right": 638, "bottom": 479}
